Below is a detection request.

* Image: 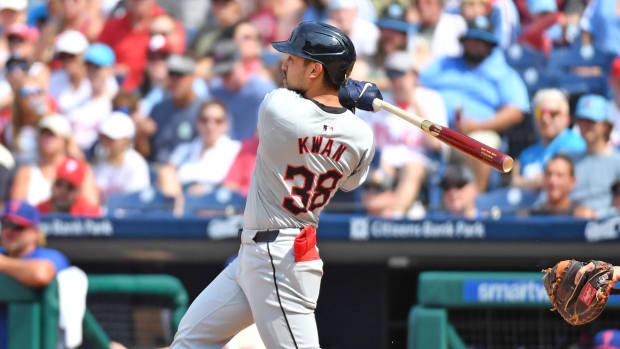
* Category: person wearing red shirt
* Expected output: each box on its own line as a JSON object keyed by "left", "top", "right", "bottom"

{"left": 37, "top": 157, "right": 101, "bottom": 217}
{"left": 222, "top": 135, "right": 259, "bottom": 197}
{"left": 97, "top": 0, "right": 185, "bottom": 91}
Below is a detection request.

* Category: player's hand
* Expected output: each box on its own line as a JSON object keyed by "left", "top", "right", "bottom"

{"left": 338, "top": 79, "right": 383, "bottom": 112}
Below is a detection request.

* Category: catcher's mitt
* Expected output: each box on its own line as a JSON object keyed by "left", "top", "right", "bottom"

{"left": 542, "top": 259, "right": 619, "bottom": 325}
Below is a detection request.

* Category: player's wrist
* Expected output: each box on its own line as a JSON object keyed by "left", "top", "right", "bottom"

{"left": 613, "top": 266, "right": 620, "bottom": 282}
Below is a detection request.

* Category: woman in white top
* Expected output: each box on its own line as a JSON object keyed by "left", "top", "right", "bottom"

{"left": 158, "top": 100, "right": 241, "bottom": 197}
{"left": 10, "top": 114, "right": 99, "bottom": 206}
{"left": 93, "top": 112, "right": 151, "bottom": 203}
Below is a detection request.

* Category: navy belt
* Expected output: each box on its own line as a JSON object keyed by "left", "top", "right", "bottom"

{"left": 252, "top": 229, "right": 280, "bottom": 243}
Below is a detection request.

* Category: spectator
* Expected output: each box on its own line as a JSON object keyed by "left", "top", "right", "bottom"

{"left": 524, "top": 154, "right": 593, "bottom": 217}
{"left": 375, "top": 3, "right": 411, "bottom": 69}
{"left": 460, "top": 0, "right": 521, "bottom": 49}
{"left": 572, "top": 94, "right": 620, "bottom": 218}
{"left": 411, "top": 0, "right": 466, "bottom": 67}
{"left": 97, "top": 0, "right": 186, "bottom": 91}
{"left": 232, "top": 21, "right": 272, "bottom": 80}
{"left": 612, "top": 181, "right": 620, "bottom": 216}
{"left": 149, "top": 14, "right": 186, "bottom": 55}
{"left": 0, "top": 145, "right": 14, "bottom": 208}
{"left": 93, "top": 112, "right": 150, "bottom": 203}
{"left": 0, "top": 0, "right": 27, "bottom": 29}
{"left": 37, "top": 157, "right": 101, "bottom": 217}
{"left": 6, "top": 23, "right": 39, "bottom": 61}
{"left": 138, "top": 35, "right": 175, "bottom": 116}
{"left": 420, "top": 15, "right": 529, "bottom": 191}
{"left": 158, "top": 100, "right": 241, "bottom": 197}
{"left": 0, "top": 200, "right": 70, "bottom": 349}
{"left": 148, "top": 54, "right": 204, "bottom": 163}
{"left": 518, "top": 0, "right": 570, "bottom": 56}
{"left": 209, "top": 40, "right": 276, "bottom": 141}
{"left": 512, "top": 88, "right": 586, "bottom": 190}
{"left": 68, "top": 43, "right": 116, "bottom": 152}
{"left": 113, "top": 91, "right": 153, "bottom": 160}
{"left": 327, "top": 0, "right": 379, "bottom": 59}
{"left": 580, "top": 0, "right": 620, "bottom": 56}
{"left": 592, "top": 329, "right": 620, "bottom": 349}
{"left": 5, "top": 76, "right": 57, "bottom": 165}
{"left": 49, "top": 30, "right": 95, "bottom": 115}
{"left": 363, "top": 51, "right": 447, "bottom": 218}
{"left": 11, "top": 114, "right": 99, "bottom": 206}
{"left": 608, "top": 57, "right": 620, "bottom": 148}
{"left": 222, "top": 135, "right": 259, "bottom": 197}
{"left": 35, "top": 0, "right": 104, "bottom": 63}
{"left": 189, "top": 0, "right": 243, "bottom": 59}
{"left": 437, "top": 162, "right": 481, "bottom": 219}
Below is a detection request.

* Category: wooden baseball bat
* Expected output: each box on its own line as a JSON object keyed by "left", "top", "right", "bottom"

{"left": 372, "top": 99, "right": 514, "bottom": 173}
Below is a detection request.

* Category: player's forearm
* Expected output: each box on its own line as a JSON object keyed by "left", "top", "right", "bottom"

{"left": 478, "top": 106, "right": 524, "bottom": 132}
{"left": 0, "top": 256, "right": 56, "bottom": 287}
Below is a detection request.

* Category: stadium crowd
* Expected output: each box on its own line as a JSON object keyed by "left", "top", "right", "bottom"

{"left": 0, "top": 0, "right": 615, "bottom": 221}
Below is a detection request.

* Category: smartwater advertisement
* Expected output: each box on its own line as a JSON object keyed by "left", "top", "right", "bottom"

{"left": 463, "top": 280, "right": 620, "bottom": 304}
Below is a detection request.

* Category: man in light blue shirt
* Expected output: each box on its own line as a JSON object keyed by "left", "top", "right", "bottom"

{"left": 513, "top": 88, "right": 586, "bottom": 190}
{"left": 580, "top": 0, "right": 620, "bottom": 56}
{"left": 571, "top": 94, "right": 620, "bottom": 218}
{"left": 420, "top": 15, "right": 529, "bottom": 191}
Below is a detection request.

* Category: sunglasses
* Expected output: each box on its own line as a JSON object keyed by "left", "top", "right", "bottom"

{"left": 386, "top": 69, "right": 406, "bottom": 79}
{"left": 148, "top": 52, "right": 170, "bottom": 61}
{"left": 1, "top": 220, "right": 27, "bottom": 231}
{"left": 20, "top": 86, "right": 42, "bottom": 97}
{"left": 441, "top": 180, "right": 469, "bottom": 190}
{"left": 6, "top": 61, "right": 29, "bottom": 73}
{"left": 198, "top": 116, "right": 226, "bottom": 125}
{"left": 168, "top": 71, "right": 187, "bottom": 78}
{"left": 57, "top": 52, "right": 78, "bottom": 61}
{"left": 535, "top": 108, "right": 562, "bottom": 119}
{"left": 54, "top": 179, "right": 76, "bottom": 191}
{"left": 7, "top": 35, "right": 25, "bottom": 44}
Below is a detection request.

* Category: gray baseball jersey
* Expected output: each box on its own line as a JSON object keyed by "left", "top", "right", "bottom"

{"left": 243, "top": 88, "right": 375, "bottom": 230}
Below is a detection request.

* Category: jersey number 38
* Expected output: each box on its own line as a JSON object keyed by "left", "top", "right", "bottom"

{"left": 282, "top": 165, "right": 343, "bottom": 215}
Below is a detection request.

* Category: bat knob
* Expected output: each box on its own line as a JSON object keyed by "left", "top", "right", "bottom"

{"left": 502, "top": 156, "right": 514, "bottom": 173}
{"left": 372, "top": 99, "right": 382, "bottom": 113}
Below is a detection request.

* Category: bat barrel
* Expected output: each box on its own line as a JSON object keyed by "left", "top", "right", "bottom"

{"left": 429, "top": 124, "right": 514, "bottom": 173}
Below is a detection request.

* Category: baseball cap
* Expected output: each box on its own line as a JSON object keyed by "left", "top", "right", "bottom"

{"left": 84, "top": 43, "right": 116, "bottom": 67}
{"left": 593, "top": 329, "right": 620, "bottom": 349}
{"left": 211, "top": 40, "right": 240, "bottom": 76}
{"left": 167, "top": 54, "right": 196, "bottom": 75}
{"left": 440, "top": 163, "right": 476, "bottom": 189}
{"left": 527, "top": 0, "right": 557, "bottom": 14}
{"left": 2, "top": 200, "right": 40, "bottom": 228}
{"left": 377, "top": 3, "right": 411, "bottom": 33}
{"left": 611, "top": 57, "right": 620, "bottom": 79}
{"left": 56, "top": 157, "right": 86, "bottom": 187}
{"left": 39, "top": 114, "right": 72, "bottom": 138}
{"left": 55, "top": 30, "right": 89, "bottom": 55}
{"left": 0, "top": 0, "right": 27, "bottom": 11}
{"left": 7, "top": 24, "right": 40, "bottom": 42}
{"left": 461, "top": 16, "right": 498, "bottom": 46}
{"left": 384, "top": 51, "right": 416, "bottom": 74}
{"left": 148, "top": 34, "right": 174, "bottom": 54}
{"left": 99, "top": 112, "right": 135, "bottom": 140}
{"left": 575, "top": 94, "right": 610, "bottom": 123}
{"left": 328, "top": 0, "right": 356, "bottom": 11}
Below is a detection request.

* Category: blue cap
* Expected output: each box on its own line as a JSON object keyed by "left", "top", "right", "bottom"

{"left": 377, "top": 3, "right": 411, "bottom": 33}
{"left": 594, "top": 329, "right": 620, "bottom": 349}
{"left": 84, "top": 43, "right": 116, "bottom": 67}
{"left": 527, "top": 0, "right": 557, "bottom": 14}
{"left": 2, "top": 200, "right": 40, "bottom": 227}
{"left": 576, "top": 94, "right": 609, "bottom": 122}
{"left": 461, "top": 16, "right": 498, "bottom": 46}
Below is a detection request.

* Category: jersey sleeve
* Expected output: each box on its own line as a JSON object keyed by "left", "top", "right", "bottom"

{"left": 340, "top": 139, "right": 376, "bottom": 192}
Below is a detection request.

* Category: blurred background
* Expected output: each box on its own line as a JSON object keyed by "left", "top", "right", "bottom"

{"left": 0, "top": 0, "right": 619, "bottom": 348}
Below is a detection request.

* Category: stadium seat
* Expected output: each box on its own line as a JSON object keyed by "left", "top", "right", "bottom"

{"left": 474, "top": 187, "right": 542, "bottom": 216}
{"left": 546, "top": 44, "right": 614, "bottom": 96}
{"left": 183, "top": 186, "right": 246, "bottom": 217}
{"left": 504, "top": 43, "right": 549, "bottom": 97}
{"left": 106, "top": 187, "right": 176, "bottom": 218}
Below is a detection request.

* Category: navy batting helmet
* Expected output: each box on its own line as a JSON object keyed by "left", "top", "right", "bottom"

{"left": 272, "top": 21, "right": 356, "bottom": 87}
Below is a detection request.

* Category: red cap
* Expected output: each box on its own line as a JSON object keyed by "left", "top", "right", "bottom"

{"left": 612, "top": 57, "right": 620, "bottom": 79}
{"left": 56, "top": 157, "right": 85, "bottom": 187}
{"left": 7, "top": 23, "right": 39, "bottom": 42}
{"left": 148, "top": 34, "right": 174, "bottom": 54}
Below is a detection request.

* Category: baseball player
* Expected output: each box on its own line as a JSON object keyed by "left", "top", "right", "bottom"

{"left": 171, "top": 21, "right": 381, "bottom": 349}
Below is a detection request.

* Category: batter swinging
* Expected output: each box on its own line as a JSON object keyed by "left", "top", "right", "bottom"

{"left": 171, "top": 21, "right": 382, "bottom": 349}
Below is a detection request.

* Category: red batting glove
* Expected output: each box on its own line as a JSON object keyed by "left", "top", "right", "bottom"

{"left": 294, "top": 225, "right": 320, "bottom": 262}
